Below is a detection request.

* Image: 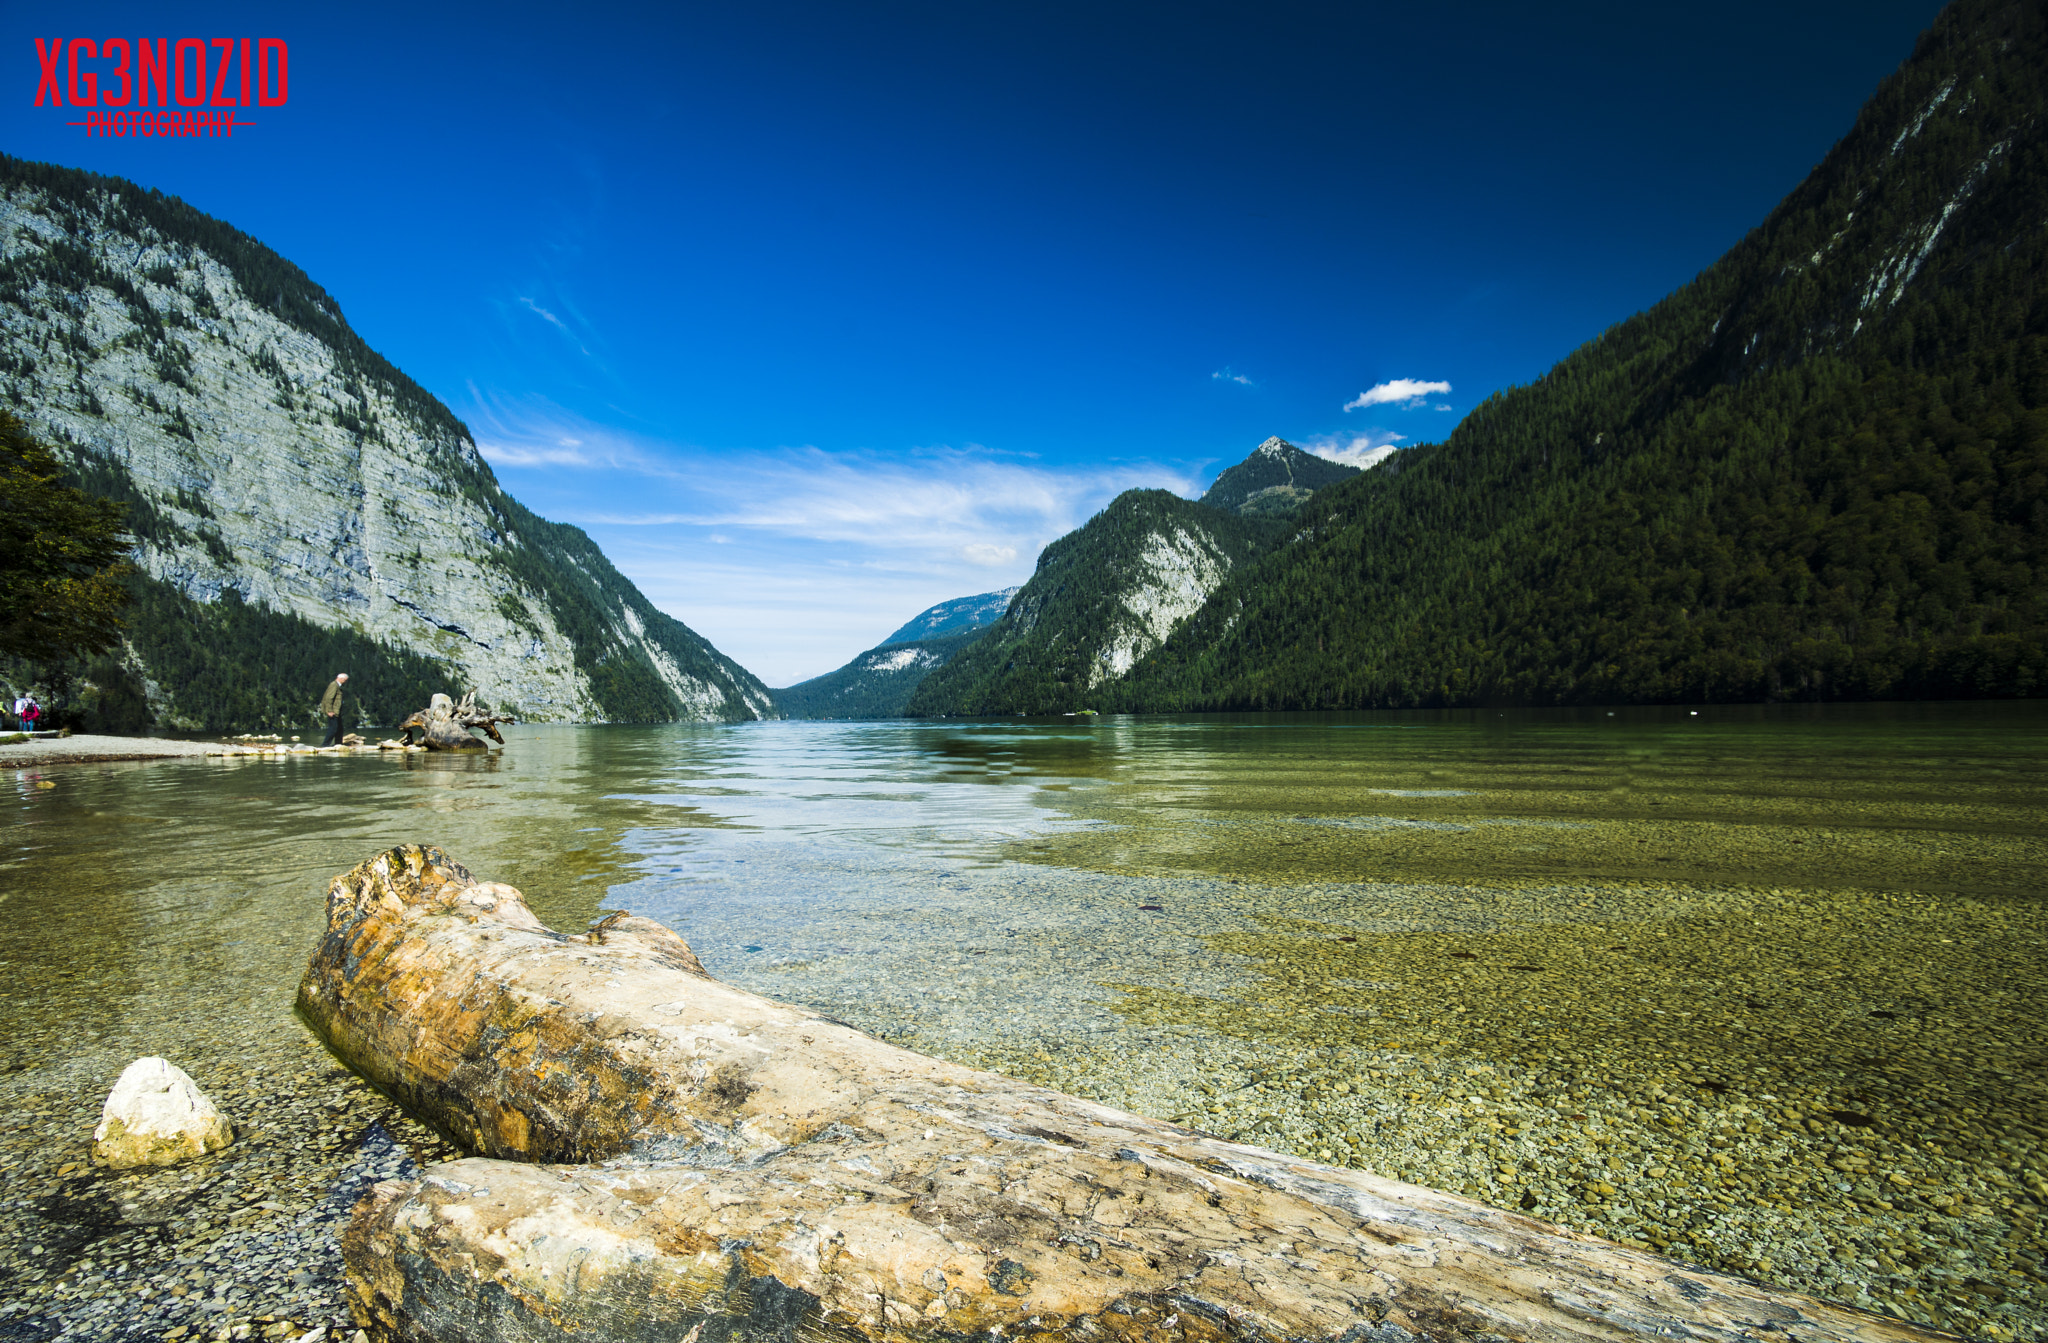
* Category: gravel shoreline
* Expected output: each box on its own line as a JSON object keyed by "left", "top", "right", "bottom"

{"left": 0, "top": 735, "right": 223, "bottom": 768}
{"left": 0, "top": 1032, "right": 464, "bottom": 1343}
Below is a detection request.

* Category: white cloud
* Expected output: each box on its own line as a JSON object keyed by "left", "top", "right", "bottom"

{"left": 473, "top": 439, "right": 595, "bottom": 468}
{"left": 1211, "top": 367, "right": 1255, "bottom": 386}
{"left": 1343, "top": 378, "right": 1451, "bottom": 411}
{"left": 460, "top": 395, "right": 1199, "bottom": 683}
{"left": 467, "top": 388, "right": 675, "bottom": 474}
{"left": 639, "top": 445, "right": 1191, "bottom": 553}
{"left": 1302, "top": 432, "right": 1404, "bottom": 471}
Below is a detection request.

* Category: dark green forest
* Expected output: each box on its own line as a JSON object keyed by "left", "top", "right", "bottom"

{"left": 928, "top": 0, "right": 2048, "bottom": 716}
{"left": 8, "top": 577, "right": 456, "bottom": 735}
{"left": 1200, "top": 438, "right": 1360, "bottom": 516}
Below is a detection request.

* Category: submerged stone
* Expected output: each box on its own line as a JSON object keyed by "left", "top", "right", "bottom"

{"left": 92, "top": 1057, "right": 234, "bottom": 1169}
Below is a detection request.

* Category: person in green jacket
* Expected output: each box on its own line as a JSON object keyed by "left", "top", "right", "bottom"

{"left": 320, "top": 673, "right": 349, "bottom": 746}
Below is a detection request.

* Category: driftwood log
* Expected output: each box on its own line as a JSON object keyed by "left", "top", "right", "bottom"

{"left": 396, "top": 691, "right": 512, "bottom": 750}
{"left": 298, "top": 847, "right": 1954, "bottom": 1343}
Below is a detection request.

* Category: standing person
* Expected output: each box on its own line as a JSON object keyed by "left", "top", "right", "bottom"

{"left": 9, "top": 693, "right": 24, "bottom": 731}
{"left": 320, "top": 673, "right": 349, "bottom": 746}
{"left": 20, "top": 696, "right": 39, "bottom": 732}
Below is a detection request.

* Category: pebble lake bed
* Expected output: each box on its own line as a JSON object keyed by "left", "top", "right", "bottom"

{"left": 1, "top": 704, "right": 2043, "bottom": 1340}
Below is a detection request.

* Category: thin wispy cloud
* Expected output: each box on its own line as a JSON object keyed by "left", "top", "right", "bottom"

{"left": 583, "top": 443, "right": 1189, "bottom": 557}
{"left": 518, "top": 296, "right": 592, "bottom": 356}
{"left": 1344, "top": 378, "right": 1451, "bottom": 411}
{"left": 461, "top": 396, "right": 1199, "bottom": 683}
{"left": 1211, "top": 367, "right": 1255, "bottom": 386}
{"left": 1302, "top": 431, "right": 1404, "bottom": 470}
{"left": 467, "top": 388, "right": 676, "bottom": 474}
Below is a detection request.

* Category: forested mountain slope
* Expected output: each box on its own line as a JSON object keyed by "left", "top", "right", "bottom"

{"left": 773, "top": 627, "right": 988, "bottom": 719}
{"left": 907, "top": 491, "right": 1279, "bottom": 716}
{"left": 0, "top": 156, "right": 772, "bottom": 731}
{"left": 774, "top": 586, "right": 1019, "bottom": 719}
{"left": 1200, "top": 437, "right": 1360, "bottom": 516}
{"left": 1114, "top": 0, "right": 2047, "bottom": 711}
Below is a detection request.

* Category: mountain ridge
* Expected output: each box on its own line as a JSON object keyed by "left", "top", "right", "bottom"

{"left": 773, "top": 627, "right": 988, "bottom": 719}
{"left": 1199, "top": 436, "right": 1361, "bottom": 516}
{"left": 905, "top": 490, "right": 1282, "bottom": 716}
{"left": 880, "top": 587, "right": 1020, "bottom": 647}
{"left": 0, "top": 155, "right": 772, "bottom": 730}
{"left": 914, "top": 0, "right": 2045, "bottom": 717}
{"left": 1109, "top": 0, "right": 2047, "bottom": 711}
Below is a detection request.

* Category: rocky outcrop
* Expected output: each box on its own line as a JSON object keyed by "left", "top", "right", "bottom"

{"left": 906, "top": 491, "right": 1275, "bottom": 716}
{"left": 92, "top": 1056, "right": 233, "bottom": 1168}
{"left": 300, "top": 846, "right": 1950, "bottom": 1343}
{"left": 0, "top": 156, "right": 772, "bottom": 726}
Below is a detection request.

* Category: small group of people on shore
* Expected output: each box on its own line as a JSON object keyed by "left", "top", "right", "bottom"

{"left": 9, "top": 693, "right": 43, "bottom": 733}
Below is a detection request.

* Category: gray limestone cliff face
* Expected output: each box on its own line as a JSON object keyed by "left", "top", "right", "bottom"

{"left": 0, "top": 166, "right": 771, "bottom": 723}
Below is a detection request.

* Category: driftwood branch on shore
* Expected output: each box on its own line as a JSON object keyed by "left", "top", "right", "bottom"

{"left": 297, "top": 846, "right": 1955, "bottom": 1343}
{"left": 396, "top": 691, "right": 512, "bottom": 750}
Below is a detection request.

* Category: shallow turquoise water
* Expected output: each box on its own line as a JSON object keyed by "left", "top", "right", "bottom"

{"left": 3, "top": 702, "right": 2043, "bottom": 1061}
{"left": 3, "top": 704, "right": 2045, "bottom": 1334}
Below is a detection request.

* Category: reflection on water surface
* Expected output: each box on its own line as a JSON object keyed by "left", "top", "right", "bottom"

{"left": 3, "top": 702, "right": 2045, "bottom": 1336}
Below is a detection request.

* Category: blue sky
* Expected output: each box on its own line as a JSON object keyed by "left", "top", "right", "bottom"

{"left": 7, "top": 1, "right": 1946, "bottom": 685}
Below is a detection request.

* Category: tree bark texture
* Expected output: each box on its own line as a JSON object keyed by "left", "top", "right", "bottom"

{"left": 299, "top": 846, "right": 1955, "bottom": 1343}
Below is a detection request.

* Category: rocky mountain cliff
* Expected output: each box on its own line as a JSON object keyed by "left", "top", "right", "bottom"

{"left": 905, "top": 490, "right": 1279, "bottom": 716}
{"left": 0, "top": 156, "right": 772, "bottom": 730}
{"left": 1199, "top": 436, "right": 1360, "bottom": 515}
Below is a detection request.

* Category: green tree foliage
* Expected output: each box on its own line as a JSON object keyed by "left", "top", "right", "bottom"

{"left": 0, "top": 410, "right": 130, "bottom": 661}
{"left": 6, "top": 574, "right": 459, "bottom": 735}
{"left": 1200, "top": 438, "right": 1360, "bottom": 516}
{"left": 120, "top": 581, "right": 458, "bottom": 732}
{"left": 1104, "top": 0, "right": 2048, "bottom": 712}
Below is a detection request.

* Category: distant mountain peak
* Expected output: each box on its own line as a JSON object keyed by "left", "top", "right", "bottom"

{"left": 881, "top": 587, "right": 1020, "bottom": 647}
{"left": 1200, "top": 437, "right": 1360, "bottom": 517}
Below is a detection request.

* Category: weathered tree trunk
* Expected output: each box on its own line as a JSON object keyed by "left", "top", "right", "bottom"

{"left": 300, "top": 847, "right": 1954, "bottom": 1343}
{"left": 396, "top": 691, "right": 511, "bottom": 750}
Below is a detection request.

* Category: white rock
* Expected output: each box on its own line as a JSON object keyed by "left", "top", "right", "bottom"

{"left": 91, "top": 1057, "right": 233, "bottom": 1168}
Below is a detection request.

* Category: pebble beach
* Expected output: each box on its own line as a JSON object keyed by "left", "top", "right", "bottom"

{"left": 1, "top": 711, "right": 2042, "bottom": 1341}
